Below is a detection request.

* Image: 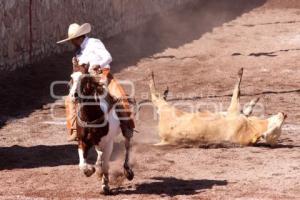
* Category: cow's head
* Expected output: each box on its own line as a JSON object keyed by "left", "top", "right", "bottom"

{"left": 263, "top": 112, "right": 287, "bottom": 146}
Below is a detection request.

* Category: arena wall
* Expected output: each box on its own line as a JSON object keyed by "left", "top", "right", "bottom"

{"left": 0, "top": 0, "right": 196, "bottom": 71}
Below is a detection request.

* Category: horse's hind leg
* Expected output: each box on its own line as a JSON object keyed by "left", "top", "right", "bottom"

{"left": 227, "top": 68, "right": 243, "bottom": 117}
{"left": 123, "top": 137, "right": 134, "bottom": 181}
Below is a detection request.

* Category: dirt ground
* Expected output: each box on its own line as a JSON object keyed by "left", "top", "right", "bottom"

{"left": 0, "top": 0, "right": 300, "bottom": 199}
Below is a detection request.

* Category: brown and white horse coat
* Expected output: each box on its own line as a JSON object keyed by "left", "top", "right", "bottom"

{"left": 149, "top": 69, "right": 286, "bottom": 146}
{"left": 69, "top": 70, "right": 134, "bottom": 194}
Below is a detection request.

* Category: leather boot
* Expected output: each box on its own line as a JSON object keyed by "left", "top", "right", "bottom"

{"left": 114, "top": 101, "right": 135, "bottom": 139}
{"left": 67, "top": 129, "right": 78, "bottom": 142}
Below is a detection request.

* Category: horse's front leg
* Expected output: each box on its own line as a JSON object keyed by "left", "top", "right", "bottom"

{"left": 95, "top": 147, "right": 103, "bottom": 171}
{"left": 78, "top": 142, "right": 95, "bottom": 177}
{"left": 99, "top": 141, "right": 114, "bottom": 195}
{"left": 123, "top": 137, "right": 134, "bottom": 181}
{"left": 95, "top": 147, "right": 104, "bottom": 182}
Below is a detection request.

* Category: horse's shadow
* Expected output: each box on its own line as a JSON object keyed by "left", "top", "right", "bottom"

{"left": 0, "top": 142, "right": 127, "bottom": 170}
{"left": 0, "top": 144, "right": 78, "bottom": 170}
{"left": 113, "top": 177, "right": 228, "bottom": 197}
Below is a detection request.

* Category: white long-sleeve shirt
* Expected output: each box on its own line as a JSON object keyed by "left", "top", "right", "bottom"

{"left": 76, "top": 37, "right": 112, "bottom": 71}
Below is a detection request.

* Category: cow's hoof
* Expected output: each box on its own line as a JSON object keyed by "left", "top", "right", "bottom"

{"left": 83, "top": 165, "right": 96, "bottom": 177}
{"left": 124, "top": 168, "right": 134, "bottom": 181}
{"left": 101, "top": 185, "right": 111, "bottom": 195}
{"left": 238, "top": 68, "right": 244, "bottom": 77}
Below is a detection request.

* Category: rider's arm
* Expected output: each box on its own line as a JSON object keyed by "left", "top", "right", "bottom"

{"left": 90, "top": 39, "right": 112, "bottom": 68}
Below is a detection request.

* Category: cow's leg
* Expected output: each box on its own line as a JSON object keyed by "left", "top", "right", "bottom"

{"left": 227, "top": 68, "right": 243, "bottom": 117}
{"left": 154, "top": 140, "right": 170, "bottom": 146}
{"left": 243, "top": 97, "right": 260, "bottom": 117}
{"left": 78, "top": 143, "right": 95, "bottom": 177}
{"left": 123, "top": 137, "right": 134, "bottom": 181}
{"left": 100, "top": 141, "right": 114, "bottom": 195}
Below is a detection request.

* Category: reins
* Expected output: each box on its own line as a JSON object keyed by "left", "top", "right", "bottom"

{"left": 76, "top": 87, "right": 121, "bottom": 127}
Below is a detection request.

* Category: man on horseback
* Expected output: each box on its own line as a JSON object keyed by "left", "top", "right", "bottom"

{"left": 57, "top": 23, "right": 135, "bottom": 141}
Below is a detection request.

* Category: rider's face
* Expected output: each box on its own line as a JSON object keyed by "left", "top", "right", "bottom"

{"left": 70, "top": 38, "right": 80, "bottom": 48}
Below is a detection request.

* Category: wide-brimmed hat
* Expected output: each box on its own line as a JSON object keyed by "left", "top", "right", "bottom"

{"left": 57, "top": 23, "right": 91, "bottom": 44}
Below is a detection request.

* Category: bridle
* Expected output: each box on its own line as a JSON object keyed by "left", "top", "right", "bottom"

{"left": 75, "top": 74, "right": 118, "bottom": 127}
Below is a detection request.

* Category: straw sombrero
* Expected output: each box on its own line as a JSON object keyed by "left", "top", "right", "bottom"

{"left": 57, "top": 23, "right": 91, "bottom": 44}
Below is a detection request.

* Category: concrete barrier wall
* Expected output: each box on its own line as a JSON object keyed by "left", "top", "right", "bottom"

{"left": 0, "top": 0, "right": 196, "bottom": 72}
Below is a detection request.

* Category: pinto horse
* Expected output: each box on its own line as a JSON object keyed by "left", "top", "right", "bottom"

{"left": 69, "top": 66, "right": 134, "bottom": 195}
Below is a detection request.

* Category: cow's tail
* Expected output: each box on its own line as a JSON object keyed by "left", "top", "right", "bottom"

{"left": 149, "top": 71, "right": 168, "bottom": 107}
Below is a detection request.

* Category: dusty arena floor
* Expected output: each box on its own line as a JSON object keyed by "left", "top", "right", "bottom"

{"left": 0, "top": 0, "right": 300, "bottom": 199}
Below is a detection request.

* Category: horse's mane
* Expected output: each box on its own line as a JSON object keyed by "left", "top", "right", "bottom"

{"left": 79, "top": 75, "right": 105, "bottom": 98}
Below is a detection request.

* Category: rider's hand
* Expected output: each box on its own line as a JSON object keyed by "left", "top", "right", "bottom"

{"left": 100, "top": 68, "right": 110, "bottom": 85}
{"left": 99, "top": 74, "right": 108, "bottom": 85}
{"left": 88, "top": 65, "right": 101, "bottom": 74}
{"left": 72, "top": 57, "right": 79, "bottom": 66}
{"left": 72, "top": 57, "right": 80, "bottom": 72}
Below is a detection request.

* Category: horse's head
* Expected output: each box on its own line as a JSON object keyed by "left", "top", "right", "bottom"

{"left": 69, "top": 71, "right": 105, "bottom": 102}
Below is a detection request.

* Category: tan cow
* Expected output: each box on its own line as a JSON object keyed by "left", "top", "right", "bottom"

{"left": 149, "top": 68, "right": 286, "bottom": 146}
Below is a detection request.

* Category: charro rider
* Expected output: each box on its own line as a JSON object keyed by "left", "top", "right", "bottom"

{"left": 57, "top": 23, "right": 135, "bottom": 141}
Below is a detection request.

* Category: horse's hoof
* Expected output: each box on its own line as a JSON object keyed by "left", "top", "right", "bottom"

{"left": 83, "top": 166, "right": 96, "bottom": 177}
{"left": 96, "top": 170, "right": 103, "bottom": 179}
{"left": 101, "top": 185, "right": 111, "bottom": 195}
{"left": 124, "top": 168, "right": 134, "bottom": 181}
